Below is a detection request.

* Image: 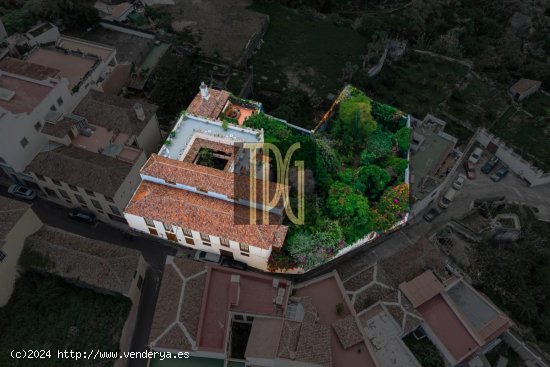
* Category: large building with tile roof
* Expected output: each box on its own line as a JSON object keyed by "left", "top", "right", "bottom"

{"left": 124, "top": 85, "right": 287, "bottom": 270}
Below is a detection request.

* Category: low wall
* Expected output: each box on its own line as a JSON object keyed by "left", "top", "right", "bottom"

{"left": 476, "top": 128, "right": 550, "bottom": 187}
{"left": 99, "top": 21, "right": 155, "bottom": 40}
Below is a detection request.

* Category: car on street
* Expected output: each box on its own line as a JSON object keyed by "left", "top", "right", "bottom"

{"left": 468, "top": 147, "right": 483, "bottom": 164}
{"left": 490, "top": 166, "right": 509, "bottom": 182}
{"left": 194, "top": 251, "right": 221, "bottom": 264}
{"left": 220, "top": 257, "right": 248, "bottom": 271}
{"left": 481, "top": 156, "right": 500, "bottom": 174}
{"left": 68, "top": 207, "right": 96, "bottom": 223}
{"left": 439, "top": 188, "right": 458, "bottom": 209}
{"left": 452, "top": 174, "right": 467, "bottom": 190}
{"left": 464, "top": 161, "right": 476, "bottom": 179}
{"left": 423, "top": 208, "right": 441, "bottom": 222}
{"left": 8, "top": 184, "right": 36, "bottom": 200}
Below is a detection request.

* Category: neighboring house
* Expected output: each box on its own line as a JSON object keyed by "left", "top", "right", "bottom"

{"left": 410, "top": 115, "right": 461, "bottom": 216}
{"left": 509, "top": 79, "right": 542, "bottom": 101}
{"left": 124, "top": 85, "right": 286, "bottom": 270}
{"left": 0, "top": 196, "right": 42, "bottom": 306}
{"left": 23, "top": 225, "right": 147, "bottom": 367}
{"left": 24, "top": 91, "right": 159, "bottom": 223}
{"left": 148, "top": 256, "right": 381, "bottom": 367}
{"left": 24, "top": 23, "right": 60, "bottom": 46}
{"left": 399, "top": 271, "right": 513, "bottom": 366}
{"left": 0, "top": 58, "right": 73, "bottom": 184}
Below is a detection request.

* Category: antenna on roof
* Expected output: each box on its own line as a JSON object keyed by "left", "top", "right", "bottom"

{"left": 200, "top": 81, "right": 210, "bottom": 101}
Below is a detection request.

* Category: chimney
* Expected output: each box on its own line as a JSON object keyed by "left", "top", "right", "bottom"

{"left": 133, "top": 103, "right": 145, "bottom": 121}
{"left": 199, "top": 81, "right": 210, "bottom": 101}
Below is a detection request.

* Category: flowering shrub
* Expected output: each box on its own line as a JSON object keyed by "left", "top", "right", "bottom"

{"left": 377, "top": 183, "right": 410, "bottom": 221}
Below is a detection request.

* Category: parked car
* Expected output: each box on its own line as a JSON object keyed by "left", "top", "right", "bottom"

{"left": 439, "top": 188, "right": 458, "bottom": 209}
{"left": 423, "top": 208, "right": 441, "bottom": 222}
{"left": 8, "top": 184, "right": 36, "bottom": 200}
{"left": 452, "top": 174, "right": 467, "bottom": 190}
{"left": 194, "top": 251, "right": 221, "bottom": 264}
{"left": 490, "top": 166, "right": 509, "bottom": 182}
{"left": 481, "top": 156, "right": 500, "bottom": 174}
{"left": 68, "top": 207, "right": 96, "bottom": 223}
{"left": 464, "top": 161, "right": 476, "bottom": 179}
{"left": 220, "top": 257, "right": 248, "bottom": 271}
{"left": 468, "top": 147, "right": 483, "bottom": 164}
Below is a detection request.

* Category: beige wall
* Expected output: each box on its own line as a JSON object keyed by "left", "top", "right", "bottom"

{"left": 0, "top": 208, "right": 43, "bottom": 306}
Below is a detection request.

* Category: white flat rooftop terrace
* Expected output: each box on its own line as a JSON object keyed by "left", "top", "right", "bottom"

{"left": 159, "top": 113, "right": 263, "bottom": 161}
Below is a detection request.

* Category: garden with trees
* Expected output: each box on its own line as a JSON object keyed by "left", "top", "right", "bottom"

{"left": 245, "top": 86, "right": 410, "bottom": 271}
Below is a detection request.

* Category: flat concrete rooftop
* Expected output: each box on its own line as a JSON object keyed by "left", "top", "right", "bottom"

{"left": 447, "top": 281, "right": 498, "bottom": 330}
{"left": 410, "top": 127, "right": 455, "bottom": 199}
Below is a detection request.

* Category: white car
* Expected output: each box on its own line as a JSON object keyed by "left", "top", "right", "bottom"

{"left": 8, "top": 184, "right": 36, "bottom": 200}
{"left": 468, "top": 147, "right": 483, "bottom": 164}
{"left": 452, "top": 174, "right": 467, "bottom": 190}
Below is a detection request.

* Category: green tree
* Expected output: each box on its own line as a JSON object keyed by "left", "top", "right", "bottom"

{"left": 332, "top": 94, "right": 377, "bottom": 151}
{"left": 394, "top": 127, "right": 410, "bottom": 154}
{"left": 359, "top": 129, "right": 393, "bottom": 165}
{"left": 383, "top": 156, "right": 408, "bottom": 180}
{"left": 327, "top": 181, "right": 373, "bottom": 241}
{"left": 357, "top": 164, "right": 391, "bottom": 199}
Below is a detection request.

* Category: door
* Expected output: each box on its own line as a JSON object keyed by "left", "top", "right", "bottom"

{"left": 220, "top": 249, "right": 234, "bottom": 259}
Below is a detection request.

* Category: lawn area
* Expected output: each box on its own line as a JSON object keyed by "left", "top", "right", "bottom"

{"left": 0, "top": 272, "right": 131, "bottom": 367}
{"left": 491, "top": 99, "right": 550, "bottom": 171}
{"left": 249, "top": 3, "right": 368, "bottom": 98}
{"left": 445, "top": 77, "right": 510, "bottom": 128}
{"left": 366, "top": 52, "right": 469, "bottom": 119}
{"left": 486, "top": 343, "right": 526, "bottom": 367}
{"left": 402, "top": 332, "right": 444, "bottom": 367}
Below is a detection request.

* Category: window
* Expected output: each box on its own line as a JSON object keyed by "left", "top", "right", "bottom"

{"left": 183, "top": 228, "right": 192, "bottom": 236}
{"left": 163, "top": 222, "right": 173, "bottom": 232}
{"left": 20, "top": 137, "right": 28, "bottom": 148}
{"left": 85, "top": 189, "right": 95, "bottom": 197}
{"left": 105, "top": 197, "right": 115, "bottom": 203}
{"left": 35, "top": 174, "right": 45, "bottom": 181}
{"left": 68, "top": 184, "right": 78, "bottom": 191}
{"left": 51, "top": 179, "right": 61, "bottom": 186}
{"left": 137, "top": 275, "right": 143, "bottom": 290}
{"left": 240, "top": 252, "right": 249, "bottom": 257}
{"left": 145, "top": 218, "right": 155, "bottom": 227}
{"left": 58, "top": 189, "right": 70, "bottom": 200}
{"left": 75, "top": 194, "right": 86, "bottom": 205}
{"left": 50, "top": 105, "right": 56, "bottom": 111}
{"left": 0, "top": 250, "right": 6, "bottom": 262}
{"left": 44, "top": 188, "right": 58, "bottom": 199}
{"left": 234, "top": 314, "right": 244, "bottom": 321}
{"left": 200, "top": 233, "right": 210, "bottom": 241}
{"left": 57, "top": 97, "right": 63, "bottom": 106}
{"left": 34, "top": 122, "right": 42, "bottom": 131}
{"left": 240, "top": 243, "right": 249, "bottom": 253}
{"left": 185, "top": 237, "right": 194, "bottom": 245}
{"left": 220, "top": 238, "right": 230, "bottom": 247}
{"left": 110, "top": 205, "right": 121, "bottom": 216}
{"left": 91, "top": 199, "right": 102, "bottom": 210}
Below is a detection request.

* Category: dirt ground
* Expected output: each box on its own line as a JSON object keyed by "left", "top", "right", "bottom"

{"left": 156, "top": 0, "right": 268, "bottom": 65}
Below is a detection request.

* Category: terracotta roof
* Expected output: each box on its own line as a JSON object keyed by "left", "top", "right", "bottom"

{"left": 0, "top": 197, "right": 31, "bottom": 247}
{"left": 0, "top": 57, "right": 60, "bottom": 80}
{"left": 24, "top": 226, "right": 141, "bottom": 295}
{"left": 332, "top": 315, "right": 364, "bottom": 349}
{"left": 111, "top": 2, "right": 133, "bottom": 18}
{"left": 26, "top": 146, "right": 133, "bottom": 197}
{"left": 149, "top": 256, "right": 206, "bottom": 349}
{"left": 141, "top": 154, "right": 284, "bottom": 213}
{"left": 399, "top": 271, "right": 444, "bottom": 308}
{"left": 125, "top": 180, "right": 287, "bottom": 250}
{"left": 40, "top": 118, "right": 75, "bottom": 138}
{"left": 509, "top": 78, "right": 542, "bottom": 94}
{"left": 295, "top": 322, "right": 332, "bottom": 367}
{"left": 187, "top": 89, "right": 230, "bottom": 120}
{"left": 74, "top": 90, "right": 158, "bottom": 135}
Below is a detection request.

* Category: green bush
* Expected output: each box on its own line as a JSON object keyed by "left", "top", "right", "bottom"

{"left": 394, "top": 127, "right": 410, "bottom": 153}
{"left": 332, "top": 94, "right": 377, "bottom": 151}
{"left": 360, "top": 129, "right": 394, "bottom": 165}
